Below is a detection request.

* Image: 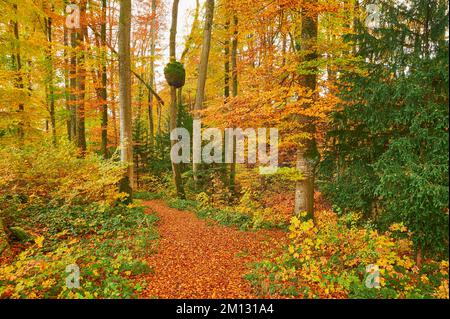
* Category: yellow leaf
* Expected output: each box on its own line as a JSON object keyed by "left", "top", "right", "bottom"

{"left": 35, "top": 236, "right": 44, "bottom": 248}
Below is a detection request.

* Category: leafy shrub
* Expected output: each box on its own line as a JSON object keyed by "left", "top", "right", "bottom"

{"left": 167, "top": 198, "right": 198, "bottom": 211}
{"left": 133, "top": 191, "right": 165, "bottom": 201}
{"left": 236, "top": 169, "right": 296, "bottom": 224}
{"left": 0, "top": 143, "right": 159, "bottom": 299}
{"left": 194, "top": 192, "right": 285, "bottom": 231}
{"left": 196, "top": 206, "right": 253, "bottom": 230}
{"left": 0, "top": 204, "right": 158, "bottom": 299}
{"left": 0, "top": 142, "right": 126, "bottom": 208}
{"left": 247, "top": 211, "right": 449, "bottom": 299}
{"left": 138, "top": 174, "right": 171, "bottom": 195}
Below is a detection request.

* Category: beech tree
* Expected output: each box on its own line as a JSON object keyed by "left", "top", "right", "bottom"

{"left": 294, "top": 1, "right": 320, "bottom": 219}
{"left": 192, "top": 0, "right": 215, "bottom": 184}
{"left": 118, "top": 0, "right": 133, "bottom": 197}
{"left": 166, "top": 0, "right": 185, "bottom": 199}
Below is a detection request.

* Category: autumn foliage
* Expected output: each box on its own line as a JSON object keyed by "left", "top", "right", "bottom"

{"left": 0, "top": 0, "right": 448, "bottom": 301}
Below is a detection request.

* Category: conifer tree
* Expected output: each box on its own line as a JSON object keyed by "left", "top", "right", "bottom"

{"left": 320, "top": 0, "right": 449, "bottom": 263}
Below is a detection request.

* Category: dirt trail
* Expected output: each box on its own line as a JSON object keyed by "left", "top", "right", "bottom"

{"left": 140, "top": 200, "right": 285, "bottom": 299}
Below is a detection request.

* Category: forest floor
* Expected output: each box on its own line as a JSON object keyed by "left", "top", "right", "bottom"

{"left": 140, "top": 200, "right": 287, "bottom": 299}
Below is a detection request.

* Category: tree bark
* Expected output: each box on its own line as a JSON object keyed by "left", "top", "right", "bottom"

{"left": 229, "top": 14, "right": 238, "bottom": 192}
{"left": 231, "top": 16, "right": 238, "bottom": 98}
{"left": 224, "top": 19, "right": 230, "bottom": 100}
{"left": 168, "top": 0, "right": 186, "bottom": 199}
{"left": 177, "top": 87, "right": 183, "bottom": 110}
{"left": 169, "top": 0, "right": 179, "bottom": 61}
{"left": 63, "top": 26, "right": 72, "bottom": 141}
{"left": 294, "top": 2, "right": 319, "bottom": 219}
{"left": 148, "top": 0, "right": 156, "bottom": 152}
{"left": 118, "top": 0, "right": 133, "bottom": 199}
{"left": 69, "top": 31, "right": 77, "bottom": 141}
{"left": 100, "top": 0, "right": 109, "bottom": 158}
{"left": 75, "top": 1, "right": 87, "bottom": 154}
{"left": 12, "top": 4, "right": 25, "bottom": 141}
{"left": 45, "top": 14, "right": 57, "bottom": 146}
{"left": 193, "top": 0, "right": 215, "bottom": 184}
{"left": 109, "top": 14, "right": 119, "bottom": 148}
{"left": 171, "top": 86, "right": 185, "bottom": 199}
{"left": 157, "top": 100, "right": 162, "bottom": 136}
{"left": 111, "top": 75, "right": 119, "bottom": 148}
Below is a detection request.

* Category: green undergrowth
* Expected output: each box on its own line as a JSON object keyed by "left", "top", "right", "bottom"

{"left": 135, "top": 191, "right": 287, "bottom": 231}
{"left": 0, "top": 200, "right": 159, "bottom": 299}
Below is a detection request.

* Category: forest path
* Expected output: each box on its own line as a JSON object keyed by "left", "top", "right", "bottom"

{"left": 140, "top": 200, "right": 286, "bottom": 299}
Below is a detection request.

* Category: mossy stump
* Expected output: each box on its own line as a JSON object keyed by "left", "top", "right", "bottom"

{"left": 9, "top": 226, "right": 33, "bottom": 243}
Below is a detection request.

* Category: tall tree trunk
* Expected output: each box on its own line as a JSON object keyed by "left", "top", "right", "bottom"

{"left": 135, "top": 84, "right": 144, "bottom": 189}
{"left": 64, "top": 26, "right": 72, "bottom": 141}
{"left": 229, "top": 14, "right": 238, "bottom": 192}
{"left": 118, "top": 0, "right": 133, "bottom": 199}
{"left": 157, "top": 101, "right": 162, "bottom": 136}
{"left": 76, "top": 1, "right": 87, "bottom": 154}
{"left": 69, "top": 31, "right": 77, "bottom": 141}
{"left": 12, "top": 4, "right": 24, "bottom": 141}
{"left": 46, "top": 14, "right": 57, "bottom": 146}
{"left": 170, "top": 85, "right": 185, "bottom": 199}
{"left": 231, "top": 15, "right": 238, "bottom": 98}
{"left": 294, "top": 2, "right": 319, "bottom": 219}
{"left": 177, "top": 87, "right": 183, "bottom": 109}
{"left": 193, "top": 0, "right": 215, "bottom": 184}
{"left": 100, "top": 0, "right": 109, "bottom": 158}
{"left": 109, "top": 12, "right": 119, "bottom": 148}
{"left": 169, "top": 0, "right": 178, "bottom": 60}
{"left": 148, "top": 90, "right": 155, "bottom": 149}
{"left": 111, "top": 78, "right": 119, "bottom": 147}
{"left": 148, "top": 0, "right": 156, "bottom": 152}
{"left": 224, "top": 19, "right": 230, "bottom": 100}
{"left": 168, "top": 0, "right": 185, "bottom": 199}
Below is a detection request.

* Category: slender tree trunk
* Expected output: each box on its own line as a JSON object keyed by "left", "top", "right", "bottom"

{"left": 231, "top": 17, "right": 238, "bottom": 96}
{"left": 294, "top": 2, "right": 319, "bottom": 219}
{"left": 70, "top": 31, "right": 77, "bottom": 141}
{"left": 76, "top": 2, "right": 87, "bottom": 154}
{"left": 111, "top": 79, "right": 119, "bottom": 147}
{"left": 157, "top": 102, "right": 162, "bottom": 136}
{"left": 12, "top": 4, "right": 24, "bottom": 141}
{"left": 101, "top": 0, "right": 109, "bottom": 158}
{"left": 148, "top": 0, "right": 156, "bottom": 152}
{"left": 224, "top": 19, "right": 230, "bottom": 100}
{"left": 64, "top": 26, "right": 72, "bottom": 141}
{"left": 168, "top": 0, "right": 185, "bottom": 199}
{"left": 177, "top": 88, "right": 183, "bottom": 109}
{"left": 148, "top": 91, "right": 155, "bottom": 148}
{"left": 170, "top": 86, "right": 185, "bottom": 199}
{"left": 229, "top": 14, "right": 238, "bottom": 192}
{"left": 223, "top": 16, "right": 232, "bottom": 189}
{"left": 46, "top": 15, "right": 57, "bottom": 146}
{"left": 135, "top": 85, "right": 143, "bottom": 189}
{"left": 109, "top": 13, "right": 119, "bottom": 148}
{"left": 193, "top": 0, "right": 215, "bottom": 184}
{"left": 169, "top": 0, "right": 179, "bottom": 60}
{"left": 118, "top": 0, "right": 133, "bottom": 199}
